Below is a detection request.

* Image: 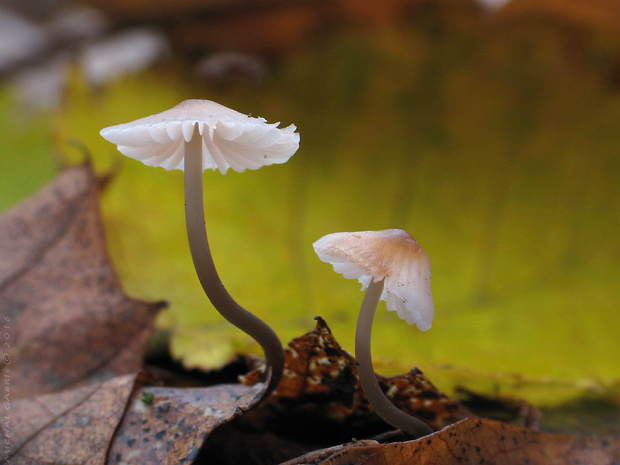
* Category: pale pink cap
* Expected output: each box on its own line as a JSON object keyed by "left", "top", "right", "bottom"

{"left": 100, "top": 99, "right": 299, "bottom": 173}
{"left": 313, "top": 229, "right": 434, "bottom": 331}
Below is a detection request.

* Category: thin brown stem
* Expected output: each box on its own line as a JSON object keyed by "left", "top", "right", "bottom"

{"left": 355, "top": 279, "right": 433, "bottom": 437}
{"left": 183, "top": 124, "right": 284, "bottom": 394}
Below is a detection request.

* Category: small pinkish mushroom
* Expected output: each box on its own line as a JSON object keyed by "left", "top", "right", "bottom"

{"left": 100, "top": 99, "right": 300, "bottom": 394}
{"left": 313, "top": 229, "right": 434, "bottom": 437}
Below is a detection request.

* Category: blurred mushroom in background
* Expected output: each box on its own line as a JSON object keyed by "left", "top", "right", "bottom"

{"left": 0, "top": 6, "right": 47, "bottom": 75}
{"left": 80, "top": 27, "right": 170, "bottom": 87}
{"left": 196, "top": 52, "right": 268, "bottom": 88}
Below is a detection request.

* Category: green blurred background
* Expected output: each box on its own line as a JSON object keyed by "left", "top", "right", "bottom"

{"left": 1, "top": 0, "right": 618, "bottom": 415}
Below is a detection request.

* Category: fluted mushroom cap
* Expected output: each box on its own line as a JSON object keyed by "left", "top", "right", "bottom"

{"left": 313, "top": 229, "right": 434, "bottom": 331}
{"left": 100, "top": 99, "right": 299, "bottom": 173}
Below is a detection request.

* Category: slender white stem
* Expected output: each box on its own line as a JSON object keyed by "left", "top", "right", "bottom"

{"left": 183, "top": 125, "right": 284, "bottom": 394}
{"left": 355, "top": 279, "right": 433, "bottom": 437}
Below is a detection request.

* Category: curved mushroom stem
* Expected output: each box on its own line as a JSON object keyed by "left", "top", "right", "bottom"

{"left": 355, "top": 279, "right": 434, "bottom": 438}
{"left": 183, "top": 125, "right": 284, "bottom": 395}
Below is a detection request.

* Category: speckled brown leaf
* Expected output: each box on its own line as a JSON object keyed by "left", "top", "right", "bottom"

{"left": 107, "top": 380, "right": 267, "bottom": 464}
{"left": 6, "top": 373, "right": 139, "bottom": 465}
{"left": 284, "top": 418, "right": 620, "bottom": 465}
{"left": 0, "top": 163, "right": 165, "bottom": 398}
{"left": 241, "top": 317, "right": 469, "bottom": 439}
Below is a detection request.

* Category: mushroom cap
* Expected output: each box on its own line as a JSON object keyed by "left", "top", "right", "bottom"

{"left": 99, "top": 99, "right": 300, "bottom": 173}
{"left": 313, "top": 229, "right": 434, "bottom": 331}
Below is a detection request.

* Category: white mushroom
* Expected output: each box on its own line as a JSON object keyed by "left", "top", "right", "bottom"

{"left": 100, "top": 99, "right": 299, "bottom": 173}
{"left": 100, "top": 99, "right": 300, "bottom": 394}
{"left": 313, "top": 229, "right": 434, "bottom": 437}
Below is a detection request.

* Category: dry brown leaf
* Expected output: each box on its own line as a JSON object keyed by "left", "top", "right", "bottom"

{"left": 6, "top": 373, "right": 139, "bottom": 465}
{"left": 284, "top": 418, "right": 620, "bottom": 465}
{"left": 1, "top": 164, "right": 270, "bottom": 465}
{"left": 107, "top": 379, "right": 267, "bottom": 464}
{"left": 0, "top": 163, "right": 165, "bottom": 398}
{"left": 242, "top": 317, "right": 469, "bottom": 439}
